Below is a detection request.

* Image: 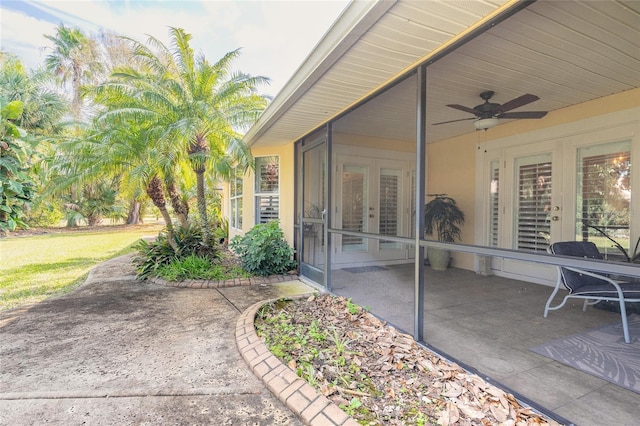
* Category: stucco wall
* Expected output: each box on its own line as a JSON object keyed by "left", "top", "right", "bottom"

{"left": 228, "top": 142, "right": 296, "bottom": 245}
{"left": 426, "top": 132, "right": 477, "bottom": 270}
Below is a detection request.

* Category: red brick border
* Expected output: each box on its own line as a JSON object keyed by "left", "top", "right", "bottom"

{"left": 236, "top": 300, "right": 359, "bottom": 426}
{"left": 149, "top": 273, "right": 299, "bottom": 288}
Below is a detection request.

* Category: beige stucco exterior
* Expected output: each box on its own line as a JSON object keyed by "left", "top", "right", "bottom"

{"left": 226, "top": 142, "right": 296, "bottom": 244}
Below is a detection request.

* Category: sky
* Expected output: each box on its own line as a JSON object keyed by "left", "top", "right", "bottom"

{"left": 0, "top": 0, "right": 350, "bottom": 97}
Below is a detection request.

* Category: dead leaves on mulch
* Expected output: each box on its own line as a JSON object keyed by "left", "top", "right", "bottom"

{"left": 255, "top": 294, "right": 562, "bottom": 426}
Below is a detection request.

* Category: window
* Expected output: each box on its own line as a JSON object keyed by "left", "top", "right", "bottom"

{"left": 230, "top": 167, "right": 243, "bottom": 230}
{"left": 255, "top": 156, "right": 279, "bottom": 224}
{"left": 489, "top": 160, "right": 500, "bottom": 247}
{"left": 576, "top": 141, "right": 631, "bottom": 258}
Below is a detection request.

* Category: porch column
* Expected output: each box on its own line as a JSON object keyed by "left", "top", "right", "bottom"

{"left": 325, "top": 122, "right": 332, "bottom": 292}
{"left": 414, "top": 64, "right": 427, "bottom": 341}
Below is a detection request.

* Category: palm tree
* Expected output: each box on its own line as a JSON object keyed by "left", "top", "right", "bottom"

{"left": 104, "top": 28, "right": 268, "bottom": 244}
{"left": 44, "top": 25, "right": 104, "bottom": 226}
{"left": 0, "top": 55, "right": 67, "bottom": 136}
{"left": 44, "top": 24, "right": 103, "bottom": 121}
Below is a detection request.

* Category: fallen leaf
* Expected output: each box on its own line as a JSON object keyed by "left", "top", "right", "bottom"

{"left": 490, "top": 403, "right": 509, "bottom": 422}
{"left": 442, "top": 382, "right": 464, "bottom": 397}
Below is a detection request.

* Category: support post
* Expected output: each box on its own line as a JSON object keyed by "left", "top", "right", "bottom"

{"left": 414, "top": 64, "right": 427, "bottom": 342}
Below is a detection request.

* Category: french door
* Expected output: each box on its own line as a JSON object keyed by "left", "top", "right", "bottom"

{"left": 495, "top": 142, "right": 562, "bottom": 284}
{"left": 334, "top": 155, "right": 410, "bottom": 265}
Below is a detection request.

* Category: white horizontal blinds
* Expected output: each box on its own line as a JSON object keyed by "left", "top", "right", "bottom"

{"left": 230, "top": 168, "right": 243, "bottom": 229}
{"left": 577, "top": 141, "right": 631, "bottom": 253}
{"left": 341, "top": 165, "right": 367, "bottom": 251}
{"left": 257, "top": 196, "right": 279, "bottom": 224}
{"left": 255, "top": 156, "right": 279, "bottom": 224}
{"left": 489, "top": 160, "right": 500, "bottom": 247}
{"left": 515, "top": 155, "right": 552, "bottom": 252}
{"left": 379, "top": 168, "right": 401, "bottom": 249}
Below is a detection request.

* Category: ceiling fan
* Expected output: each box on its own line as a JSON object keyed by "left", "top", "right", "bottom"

{"left": 433, "top": 91, "right": 548, "bottom": 130}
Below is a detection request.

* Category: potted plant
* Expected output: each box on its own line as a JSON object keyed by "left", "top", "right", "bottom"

{"left": 424, "top": 194, "right": 465, "bottom": 270}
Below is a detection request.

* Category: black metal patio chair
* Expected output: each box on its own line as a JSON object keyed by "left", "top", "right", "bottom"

{"left": 545, "top": 241, "right": 640, "bottom": 343}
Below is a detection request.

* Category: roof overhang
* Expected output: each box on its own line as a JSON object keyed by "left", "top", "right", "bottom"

{"left": 245, "top": 0, "right": 640, "bottom": 147}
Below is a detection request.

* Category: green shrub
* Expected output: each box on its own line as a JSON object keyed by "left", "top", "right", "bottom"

{"left": 155, "top": 255, "right": 223, "bottom": 281}
{"left": 25, "top": 201, "right": 64, "bottom": 227}
{"left": 229, "top": 221, "right": 297, "bottom": 276}
{"left": 172, "top": 222, "right": 219, "bottom": 259}
{"left": 132, "top": 233, "right": 178, "bottom": 279}
{"left": 132, "top": 223, "right": 220, "bottom": 279}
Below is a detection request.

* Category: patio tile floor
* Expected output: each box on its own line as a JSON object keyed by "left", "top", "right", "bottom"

{"left": 331, "top": 264, "right": 640, "bottom": 426}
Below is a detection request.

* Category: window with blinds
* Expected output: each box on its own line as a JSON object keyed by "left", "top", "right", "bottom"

{"left": 489, "top": 160, "right": 500, "bottom": 247}
{"left": 230, "top": 168, "right": 243, "bottom": 230}
{"left": 255, "top": 156, "right": 279, "bottom": 224}
{"left": 515, "top": 157, "right": 552, "bottom": 252}
{"left": 379, "top": 169, "right": 401, "bottom": 249}
{"left": 577, "top": 141, "right": 631, "bottom": 255}
{"left": 341, "top": 165, "right": 366, "bottom": 251}
{"left": 256, "top": 195, "right": 279, "bottom": 224}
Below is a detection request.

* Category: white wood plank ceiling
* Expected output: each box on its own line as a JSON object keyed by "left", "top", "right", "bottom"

{"left": 247, "top": 0, "right": 640, "bottom": 147}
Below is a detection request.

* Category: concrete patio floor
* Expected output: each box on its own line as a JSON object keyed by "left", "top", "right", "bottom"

{"left": 331, "top": 264, "right": 640, "bottom": 426}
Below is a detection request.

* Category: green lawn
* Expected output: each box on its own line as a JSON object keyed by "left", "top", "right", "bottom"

{"left": 0, "top": 224, "right": 163, "bottom": 311}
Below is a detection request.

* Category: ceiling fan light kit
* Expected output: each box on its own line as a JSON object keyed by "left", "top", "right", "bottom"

{"left": 474, "top": 117, "right": 499, "bottom": 130}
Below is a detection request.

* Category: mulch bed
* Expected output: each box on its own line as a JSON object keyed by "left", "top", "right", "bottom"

{"left": 256, "top": 294, "right": 562, "bottom": 426}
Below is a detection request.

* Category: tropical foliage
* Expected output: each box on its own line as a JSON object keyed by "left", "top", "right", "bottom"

{"left": 2, "top": 23, "right": 274, "bottom": 280}
{"left": 229, "top": 220, "right": 297, "bottom": 276}
{"left": 424, "top": 194, "right": 465, "bottom": 242}
{"left": 132, "top": 223, "right": 219, "bottom": 279}
{"left": 93, "top": 27, "right": 268, "bottom": 244}
{"left": 0, "top": 54, "right": 67, "bottom": 229}
{"left": 0, "top": 99, "right": 32, "bottom": 232}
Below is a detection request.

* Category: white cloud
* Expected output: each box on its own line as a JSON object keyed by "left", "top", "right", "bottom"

{"left": 1, "top": 0, "right": 349, "bottom": 96}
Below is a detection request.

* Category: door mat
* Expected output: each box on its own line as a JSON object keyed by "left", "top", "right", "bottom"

{"left": 341, "top": 266, "right": 388, "bottom": 273}
{"left": 531, "top": 314, "right": 640, "bottom": 394}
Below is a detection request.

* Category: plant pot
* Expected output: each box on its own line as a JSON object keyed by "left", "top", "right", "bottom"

{"left": 427, "top": 247, "right": 450, "bottom": 271}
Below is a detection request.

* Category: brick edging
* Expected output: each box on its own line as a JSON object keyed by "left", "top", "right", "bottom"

{"left": 236, "top": 299, "right": 359, "bottom": 426}
{"left": 149, "top": 273, "right": 298, "bottom": 288}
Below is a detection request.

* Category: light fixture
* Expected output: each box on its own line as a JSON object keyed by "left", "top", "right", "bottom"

{"left": 474, "top": 117, "right": 499, "bottom": 130}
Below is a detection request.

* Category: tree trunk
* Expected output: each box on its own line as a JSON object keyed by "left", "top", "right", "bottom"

{"left": 196, "top": 170, "right": 211, "bottom": 244}
{"left": 66, "top": 187, "right": 79, "bottom": 227}
{"left": 166, "top": 179, "right": 189, "bottom": 227}
{"left": 146, "top": 176, "right": 177, "bottom": 250}
{"left": 127, "top": 200, "right": 142, "bottom": 225}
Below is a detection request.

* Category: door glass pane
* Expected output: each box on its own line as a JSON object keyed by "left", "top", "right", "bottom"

{"left": 379, "top": 168, "right": 402, "bottom": 250}
{"left": 341, "top": 165, "right": 367, "bottom": 252}
{"left": 303, "top": 149, "right": 325, "bottom": 218}
{"left": 576, "top": 141, "right": 631, "bottom": 259}
{"left": 514, "top": 154, "right": 552, "bottom": 251}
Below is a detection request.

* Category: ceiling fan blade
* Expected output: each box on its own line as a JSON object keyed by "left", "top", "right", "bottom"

{"left": 499, "top": 111, "right": 548, "bottom": 119}
{"left": 432, "top": 117, "right": 476, "bottom": 125}
{"left": 497, "top": 94, "right": 539, "bottom": 113}
{"left": 446, "top": 104, "right": 480, "bottom": 115}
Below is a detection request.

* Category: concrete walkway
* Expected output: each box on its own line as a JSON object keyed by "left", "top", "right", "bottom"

{"left": 0, "top": 254, "right": 314, "bottom": 425}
